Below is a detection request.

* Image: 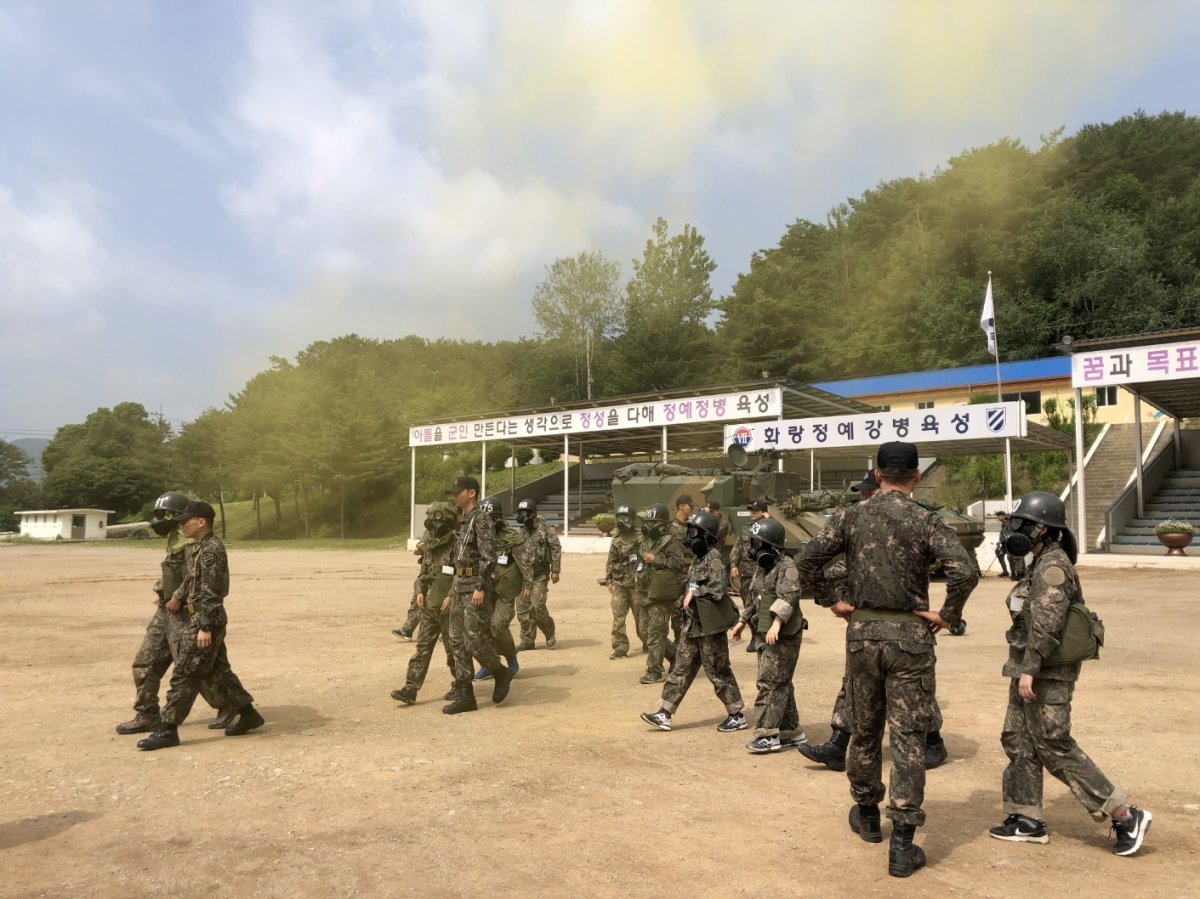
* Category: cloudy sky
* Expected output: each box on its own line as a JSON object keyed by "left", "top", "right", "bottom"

{"left": 2, "top": 1, "right": 1198, "bottom": 439}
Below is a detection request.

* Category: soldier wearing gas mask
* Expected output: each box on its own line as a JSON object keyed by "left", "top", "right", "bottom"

{"left": 636, "top": 503, "right": 683, "bottom": 684}
{"left": 990, "top": 491, "right": 1151, "bottom": 856}
{"left": 605, "top": 505, "right": 645, "bottom": 661}
{"left": 473, "top": 496, "right": 522, "bottom": 682}
{"left": 114, "top": 491, "right": 228, "bottom": 735}
{"left": 640, "top": 510, "right": 745, "bottom": 733}
{"left": 513, "top": 499, "right": 561, "bottom": 651}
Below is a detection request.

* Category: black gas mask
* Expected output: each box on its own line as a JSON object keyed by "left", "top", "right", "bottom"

{"left": 516, "top": 510, "right": 534, "bottom": 528}
{"left": 686, "top": 525, "right": 710, "bottom": 557}
{"left": 751, "top": 538, "right": 778, "bottom": 571}
{"left": 616, "top": 515, "right": 633, "bottom": 532}
{"left": 150, "top": 518, "right": 178, "bottom": 537}
{"left": 1003, "top": 517, "right": 1043, "bottom": 558}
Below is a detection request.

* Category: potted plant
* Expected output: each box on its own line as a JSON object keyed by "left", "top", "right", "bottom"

{"left": 1154, "top": 519, "right": 1195, "bottom": 556}
{"left": 592, "top": 512, "right": 617, "bottom": 535}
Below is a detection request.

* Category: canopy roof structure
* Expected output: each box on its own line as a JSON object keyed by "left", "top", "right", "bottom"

{"left": 1069, "top": 327, "right": 1200, "bottom": 419}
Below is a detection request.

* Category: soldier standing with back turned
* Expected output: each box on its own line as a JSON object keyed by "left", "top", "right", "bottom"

{"left": 795, "top": 442, "right": 977, "bottom": 878}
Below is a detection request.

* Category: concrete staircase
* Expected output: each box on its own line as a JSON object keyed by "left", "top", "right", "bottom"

{"left": 533, "top": 478, "right": 613, "bottom": 535}
{"left": 1108, "top": 469, "right": 1200, "bottom": 553}
{"left": 1065, "top": 423, "right": 1170, "bottom": 551}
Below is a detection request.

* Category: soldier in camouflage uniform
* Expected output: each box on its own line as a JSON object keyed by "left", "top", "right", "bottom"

{"left": 668, "top": 495, "right": 695, "bottom": 650}
{"left": 637, "top": 503, "right": 683, "bottom": 684}
{"left": 393, "top": 529, "right": 431, "bottom": 640}
{"left": 728, "top": 500, "right": 768, "bottom": 607}
{"left": 730, "top": 518, "right": 807, "bottom": 753}
{"left": 705, "top": 500, "right": 731, "bottom": 545}
{"left": 641, "top": 511, "right": 745, "bottom": 732}
{"left": 606, "top": 504, "right": 645, "bottom": 660}
{"left": 137, "top": 501, "right": 262, "bottom": 750}
{"left": 116, "top": 491, "right": 229, "bottom": 735}
{"left": 801, "top": 474, "right": 950, "bottom": 772}
{"left": 796, "top": 442, "right": 977, "bottom": 878}
{"left": 473, "top": 497, "right": 521, "bottom": 680}
{"left": 391, "top": 502, "right": 463, "bottom": 705}
{"left": 514, "top": 499, "right": 560, "bottom": 650}
{"left": 443, "top": 476, "right": 513, "bottom": 714}
{"left": 989, "top": 491, "right": 1151, "bottom": 856}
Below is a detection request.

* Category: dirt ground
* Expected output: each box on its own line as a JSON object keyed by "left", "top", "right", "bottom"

{"left": 1, "top": 543, "right": 1198, "bottom": 898}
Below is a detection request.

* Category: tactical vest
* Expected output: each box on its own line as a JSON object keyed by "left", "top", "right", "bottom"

{"left": 161, "top": 532, "right": 193, "bottom": 600}
{"left": 755, "top": 578, "right": 806, "bottom": 637}
{"left": 493, "top": 527, "right": 525, "bottom": 602}
{"left": 645, "top": 534, "right": 682, "bottom": 602}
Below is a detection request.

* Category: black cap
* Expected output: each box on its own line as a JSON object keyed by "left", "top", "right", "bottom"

{"left": 675, "top": 494, "right": 695, "bottom": 508}
{"left": 177, "top": 500, "right": 215, "bottom": 524}
{"left": 747, "top": 500, "right": 768, "bottom": 512}
{"left": 877, "top": 441, "right": 919, "bottom": 473}
{"left": 851, "top": 471, "right": 881, "bottom": 493}
{"left": 447, "top": 475, "right": 480, "bottom": 495}
{"left": 707, "top": 500, "right": 721, "bottom": 511}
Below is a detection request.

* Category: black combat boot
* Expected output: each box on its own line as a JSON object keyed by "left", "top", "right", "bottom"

{"left": 225, "top": 704, "right": 265, "bottom": 736}
{"left": 444, "top": 684, "right": 459, "bottom": 701}
{"left": 443, "top": 685, "right": 478, "bottom": 715}
{"left": 136, "top": 724, "right": 180, "bottom": 751}
{"left": 797, "top": 727, "right": 850, "bottom": 771}
{"left": 924, "top": 731, "right": 949, "bottom": 769}
{"left": 491, "top": 666, "right": 513, "bottom": 704}
{"left": 208, "top": 707, "right": 238, "bottom": 730}
{"left": 849, "top": 803, "right": 882, "bottom": 843}
{"left": 888, "top": 824, "right": 927, "bottom": 878}
{"left": 391, "top": 686, "right": 417, "bottom": 705}
{"left": 115, "top": 712, "right": 159, "bottom": 735}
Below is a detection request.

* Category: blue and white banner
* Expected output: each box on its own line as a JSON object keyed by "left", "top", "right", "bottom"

{"left": 723, "top": 401, "right": 1026, "bottom": 452}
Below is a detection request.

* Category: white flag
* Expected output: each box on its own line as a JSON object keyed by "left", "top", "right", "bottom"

{"left": 980, "top": 276, "right": 997, "bottom": 356}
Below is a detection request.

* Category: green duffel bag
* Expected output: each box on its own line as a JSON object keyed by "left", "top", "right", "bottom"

{"left": 1027, "top": 600, "right": 1104, "bottom": 666}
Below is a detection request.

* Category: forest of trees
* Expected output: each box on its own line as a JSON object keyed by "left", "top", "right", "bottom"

{"left": 17, "top": 111, "right": 1200, "bottom": 537}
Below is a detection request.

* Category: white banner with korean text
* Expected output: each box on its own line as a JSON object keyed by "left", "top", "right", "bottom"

{"left": 1071, "top": 338, "right": 1200, "bottom": 388}
{"left": 409, "top": 387, "right": 784, "bottom": 447}
{"left": 723, "top": 401, "right": 1027, "bottom": 452}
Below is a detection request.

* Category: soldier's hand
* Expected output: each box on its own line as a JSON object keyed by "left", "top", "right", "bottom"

{"left": 1018, "top": 673, "right": 1036, "bottom": 702}
{"left": 831, "top": 601, "right": 855, "bottom": 620}
{"left": 766, "top": 619, "right": 782, "bottom": 645}
{"left": 522, "top": 587, "right": 532, "bottom": 599}
{"left": 551, "top": 572, "right": 560, "bottom": 584}
{"left": 915, "top": 609, "right": 949, "bottom": 633}
{"left": 440, "top": 596, "right": 451, "bottom": 614}
{"left": 416, "top": 593, "right": 426, "bottom": 609}
{"left": 729, "top": 621, "right": 744, "bottom": 641}
{"left": 608, "top": 583, "right": 614, "bottom": 595}
{"left": 683, "top": 593, "right": 695, "bottom": 612}
{"left": 196, "top": 629, "right": 212, "bottom": 650}
{"left": 730, "top": 565, "right": 740, "bottom": 579}
{"left": 165, "top": 597, "right": 181, "bottom": 614}
{"left": 471, "top": 589, "right": 485, "bottom": 607}
{"left": 642, "top": 552, "right": 655, "bottom": 564}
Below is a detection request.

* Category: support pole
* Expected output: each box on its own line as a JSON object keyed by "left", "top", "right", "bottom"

{"left": 481, "top": 442, "right": 487, "bottom": 497}
{"left": 410, "top": 447, "right": 417, "bottom": 542}
{"left": 661, "top": 426, "right": 668, "bottom": 463}
{"left": 1074, "top": 386, "right": 1088, "bottom": 553}
{"left": 563, "top": 433, "right": 570, "bottom": 536}
{"left": 1175, "top": 416, "right": 1183, "bottom": 467}
{"left": 1133, "top": 392, "right": 1145, "bottom": 519}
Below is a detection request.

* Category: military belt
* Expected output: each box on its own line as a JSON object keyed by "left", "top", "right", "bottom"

{"left": 455, "top": 566, "right": 476, "bottom": 577}
{"left": 850, "top": 608, "right": 922, "bottom": 624}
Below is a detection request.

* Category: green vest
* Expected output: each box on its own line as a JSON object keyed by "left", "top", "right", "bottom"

{"left": 756, "top": 580, "right": 805, "bottom": 636}
{"left": 493, "top": 525, "right": 525, "bottom": 602}
{"left": 161, "top": 531, "right": 194, "bottom": 599}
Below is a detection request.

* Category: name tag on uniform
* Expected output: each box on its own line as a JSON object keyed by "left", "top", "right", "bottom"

{"left": 628, "top": 553, "right": 639, "bottom": 563}
{"left": 497, "top": 554, "right": 509, "bottom": 565}
{"left": 688, "top": 582, "right": 699, "bottom": 593}
{"left": 636, "top": 562, "right": 644, "bottom": 574}
{"left": 1008, "top": 593, "right": 1024, "bottom": 613}
{"left": 441, "top": 565, "right": 455, "bottom": 575}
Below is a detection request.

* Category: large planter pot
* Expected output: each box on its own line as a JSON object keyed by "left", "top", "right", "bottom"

{"left": 595, "top": 524, "right": 614, "bottom": 536}
{"left": 1157, "top": 532, "right": 1193, "bottom": 556}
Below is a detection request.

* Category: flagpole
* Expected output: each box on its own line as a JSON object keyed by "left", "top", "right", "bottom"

{"left": 984, "top": 272, "right": 1014, "bottom": 512}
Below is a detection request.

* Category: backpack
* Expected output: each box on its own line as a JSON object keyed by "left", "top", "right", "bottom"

{"left": 1025, "top": 598, "right": 1104, "bottom": 666}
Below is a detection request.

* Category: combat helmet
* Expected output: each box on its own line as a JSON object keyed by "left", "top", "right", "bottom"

{"left": 615, "top": 504, "right": 635, "bottom": 530}
{"left": 479, "top": 495, "right": 505, "bottom": 521}
{"left": 749, "top": 518, "right": 786, "bottom": 550}
{"left": 425, "top": 500, "right": 457, "bottom": 535}
{"left": 643, "top": 503, "right": 670, "bottom": 523}
{"left": 687, "top": 510, "right": 721, "bottom": 545}
{"left": 516, "top": 498, "right": 538, "bottom": 526}
{"left": 1008, "top": 490, "right": 1077, "bottom": 563}
{"left": 151, "top": 490, "right": 190, "bottom": 535}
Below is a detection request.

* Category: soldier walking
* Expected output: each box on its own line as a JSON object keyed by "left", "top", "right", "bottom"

{"left": 796, "top": 442, "right": 977, "bottom": 878}
{"left": 605, "top": 504, "right": 645, "bottom": 660}
{"left": 989, "top": 491, "right": 1151, "bottom": 856}
{"left": 513, "top": 499, "right": 561, "bottom": 650}
{"left": 636, "top": 504, "right": 683, "bottom": 685}
{"left": 473, "top": 497, "right": 522, "bottom": 681}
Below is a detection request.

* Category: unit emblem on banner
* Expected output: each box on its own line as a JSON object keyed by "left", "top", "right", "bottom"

{"left": 985, "top": 406, "right": 1007, "bottom": 433}
{"left": 732, "top": 427, "right": 753, "bottom": 447}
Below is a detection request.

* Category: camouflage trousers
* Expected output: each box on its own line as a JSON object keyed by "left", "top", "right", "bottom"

{"left": 160, "top": 613, "right": 254, "bottom": 726}
{"left": 642, "top": 599, "right": 674, "bottom": 679}
{"left": 831, "top": 671, "right": 943, "bottom": 734}
{"left": 845, "top": 638, "right": 937, "bottom": 827}
{"left": 131, "top": 605, "right": 223, "bottom": 716}
{"left": 660, "top": 632, "right": 743, "bottom": 716}
{"left": 752, "top": 631, "right": 803, "bottom": 739}
{"left": 401, "top": 587, "right": 422, "bottom": 635}
{"left": 448, "top": 589, "right": 503, "bottom": 683}
{"left": 736, "top": 575, "right": 753, "bottom": 610}
{"left": 610, "top": 584, "right": 645, "bottom": 655}
{"left": 403, "top": 603, "right": 459, "bottom": 693}
{"left": 1000, "top": 679, "right": 1126, "bottom": 821}
{"left": 490, "top": 595, "right": 517, "bottom": 661}
{"left": 516, "top": 576, "right": 556, "bottom": 647}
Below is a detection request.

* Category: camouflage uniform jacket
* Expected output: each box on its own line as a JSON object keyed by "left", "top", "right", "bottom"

{"left": 172, "top": 532, "right": 229, "bottom": 630}
{"left": 606, "top": 528, "right": 643, "bottom": 588}
{"left": 154, "top": 528, "right": 194, "bottom": 602}
{"left": 1002, "top": 543, "right": 1083, "bottom": 683}
{"left": 670, "top": 518, "right": 693, "bottom": 562}
{"left": 684, "top": 546, "right": 734, "bottom": 637}
{"left": 810, "top": 507, "right": 849, "bottom": 609}
{"left": 643, "top": 528, "right": 686, "bottom": 601}
{"left": 738, "top": 565, "right": 766, "bottom": 625}
{"left": 713, "top": 512, "right": 731, "bottom": 545}
{"left": 729, "top": 526, "right": 752, "bottom": 572}
{"left": 452, "top": 506, "right": 497, "bottom": 593}
{"left": 515, "top": 516, "right": 561, "bottom": 580}
{"left": 416, "top": 529, "right": 457, "bottom": 598}
{"left": 759, "top": 554, "right": 804, "bottom": 630}
{"left": 796, "top": 490, "right": 977, "bottom": 644}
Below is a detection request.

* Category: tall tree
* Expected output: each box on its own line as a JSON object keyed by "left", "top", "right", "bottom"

{"left": 530, "top": 251, "right": 622, "bottom": 400}
{"left": 0, "top": 440, "right": 38, "bottom": 531}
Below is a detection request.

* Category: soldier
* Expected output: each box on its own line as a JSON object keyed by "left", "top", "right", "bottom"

{"left": 641, "top": 511, "right": 745, "bottom": 733}
{"left": 704, "top": 500, "right": 731, "bottom": 545}
{"left": 637, "top": 503, "right": 683, "bottom": 685}
{"left": 795, "top": 442, "right": 978, "bottom": 878}
{"left": 473, "top": 496, "right": 521, "bottom": 681}
{"left": 801, "top": 474, "right": 951, "bottom": 772}
{"left": 137, "top": 501, "right": 262, "bottom": 750}
{"left": 993, "top": 512, "right": 1012, "bottom": 578}
{"left": 605, "top": 504, "right": 644, "bottom": 660}
{"left": 115, "top": 491, "right": 229, "bottom": 735}
{"left": 392, "top": 530, "right": 430, "bottom": 640}
{"left": 443, "top": 476, "right": 513, "bottom": 714}
{"left": 668, "top": 495, "right": 695, "bottom": 647}
{"left": 513, "top": 499, "right": 561, "bottom": 651}
{"left": 729, "top": 518, "right": 807, "bottom": 753}
{"left": 391, "top": 501, "right": 464, "bottom": 705}
{"left": 729, "top": 500, "right": 770, "bottom": 654}
{"left": 997, "top": 511, "right": 1028, "bottom": 581}
{"left": 989, "top": 491, "right": 1151, "bottom": 856}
